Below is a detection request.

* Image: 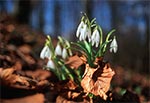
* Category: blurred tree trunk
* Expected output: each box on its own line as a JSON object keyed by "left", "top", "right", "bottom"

{"left": 143, "top": 3, "right": 149, "bottom": 73}
{"left": 16, "top": 0, "right": 32, "bottom": 24}
{"left": 0, "top": 1, "right": 6, "bottom": 12}
{"left": 54, "top": 1, "right": 60, "bottom": 37}
{"left": 108, "top": 1, "right": 118, "bottom": 28}
{"left": 39, "top": 1, "right": 44, "bottom": 32}
{"left": 85, "top": 0, "right": 92, "bottom": 19}
{"left": 108, "top": 1, "right": 120, "bottom": 64}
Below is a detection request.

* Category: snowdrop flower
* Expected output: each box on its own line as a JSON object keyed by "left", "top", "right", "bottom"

{"left": 91, "top": 29, "right": 100, "bottom": 47}
{"left": 55, "top": 43, "right": 62, "bottom": 56}
{"left": 86, "top": 27, "right": 91, "bottom": 42}
{"left": 76, "top": 21, "right": 84, "bottom": 38}
{"left": 76, "top": 21, "right": 91, "bottom": 41}
{"left": 110, "top": 36, "right": 118, "bottom": 53}
{"left": 47, "top": 59, "right": 55, "bottom": 69}
{"left": 62, "top": 48, "right": 68, "bottom": 59}
{"left": 79, "top": 23, "right": 87, "bottom": 41}
{"left": 65, "top": 40, "right": 72, "bottom": 56}
{"left": 40, "top": 45, "right": 51, "bottom": 59}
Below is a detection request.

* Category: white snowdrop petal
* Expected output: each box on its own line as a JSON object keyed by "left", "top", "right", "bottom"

{"left": 62, "top": 48, "right": 68, "bottom": 59}
{"left": 78, "top": 23, "right": 88, "bottom": 41}
{"left": 110, "top": 37, "right": 118, "bottom": 53}
{"left": 110, "top": 48, "right": 112, "bottom": 53}
{"left": 114, "top": 47, "right": 117, "bottom": 53}
{"left": 88, "top": 38, "right": 91, "bottom": 42}
{"left": 85, "top": 25, "right": 88, "bottom": 38}
{"left": 45, "top": 47, "right": 51, "bottom": 58}
{"left": 40, "top": 46, "right": 51, "bottom": 59}
{"left": 96, "top": 43, "right": 98, "bottom": 47}
{"left": 82, "top": 24, "right": 87, "bottom": 40}
{"left": 40, "top": 46, "right": 47, "bottom": 59}
{"left": 76, "top": 21, "right": 84, "bottom": 38}
{"left": 91, "top": 29, "right": 100, "bottom": 47}
{"left": 96, "top": 30, "right": 100, "bottom": 40}
{"left": 76, "top": 29, "right": 80, "bottom": 37}
{"left": 91, "top": 40, "right": 95, "bottom": 46}
{"left": 47, "top": 59, "right": 55, "bottom": 69}
{"left": 79, "top": 33, "right": 83, "bottom": 41}
{"left": 91, "top": 31, "right": 95, "bottom": 40}
{"left": 55, "top": 43, "right": 62, "bottom": 56}
{"left": 87, "top": 28, "right": 91, "bottom": 42}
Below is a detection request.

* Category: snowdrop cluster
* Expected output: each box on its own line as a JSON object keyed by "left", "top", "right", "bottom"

{"left": 76, "top": 18, "right": 102, "bottom": 48}
{"left": 76, "top": 15, "right": 118, "bottom": 53}
{"left": 76, "top": 21, "right": 91, "bottom": 41}
{"left": 40, "top": 36, "right": 71, "bottom": 69}
{"left": 40, "top": 45, "right": 51, "bottom": 59}
{"left": 40, "top": 45, "right": 55, "bottom": 69}
{"left": 110, "top": 36, "right": 118, "bottom": 53}
{"left": 91, "top": 29, "right": 100, "bottom": 47}
{"left": 55, "top": 43, "right": 68, "bottom": 59}
{"left": 40, "top": 13, "right": 118, "bottom": 82}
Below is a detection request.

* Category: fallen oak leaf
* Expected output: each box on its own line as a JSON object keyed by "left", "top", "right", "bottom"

{"left": 0, "top": 68, "right": 39, "bottom": 89}
{"left": 1, "top": 93, "right": 45, "bottom": 103}
{"left": 6, "top": 44, "right": 36, "bottom": 65}
{"left": 65, "top": 55, "right": 86, "bottom": 69}
{"left": 65, "top": 80, "right": 78, "bottom": 90}
{"left": 0, "top": 68, "right": 30, "bottom": 87}
{"left": 25, "top": 69, "right": 51, "bottom": 80}
{"left": 81, "top": 59, "right": 115, "bottom": 100}
{"left": 13, "top": 61, "right": 22, "bottom": 70}
{"left": 18, "top": 45, "right": 31, "bottom": 54}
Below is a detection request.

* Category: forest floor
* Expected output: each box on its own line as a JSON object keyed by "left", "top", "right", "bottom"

{"left": 0, "top": 14, "right": 150, "bottom": 103}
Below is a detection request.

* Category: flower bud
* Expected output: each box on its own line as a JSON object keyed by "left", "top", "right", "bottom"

{"left": 55, "top": 43, "right": 62, "bottom": 56}
{"left": 76, "top": 21, "right": 84, "bottom": 38}
{"left": 91, "top": 29, "right": 100, "bottom": 47}
{"left": 40, "top": 45, "right": 51, "bottom": 59}
{"left": 47, "top": 59, "right": 55, "bottom": 69}
{"left": 62, "top": 48, "right": 68, "bottom": 59}
{"left": 110, "top": 36, "right": 118, "bottom": 53}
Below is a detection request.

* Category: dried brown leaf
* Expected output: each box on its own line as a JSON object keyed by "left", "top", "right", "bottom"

{"left": 6, "top": 24, "right": 15, "bottom": 32}
{"left": 81, "top": 60, "right": 115, "bottom": 100}
{"left": 13, "top": 61, "right": 22, "bottom": 70}
{"left": 65, "top": 55, "right": 85, "bottom": 69}
{"left": 65, "top": 80, "right": 78, "bottom": 90}
{"left": 1, "top": 93, "right": 45, "bottom": 103}
{"left": 18, "top": 45, "right": 31, "bottom": 54}
{"left": 0, "top": 68, "right": 32, "bottom": 88}
{"left": 25, "top": 69, "right": 51, "bottom": 80}
{"left": 0, "top": 68, "right": 51, "bottom": 89}
{"left": 55, "top": 80, "right": 78, "bottom": 91}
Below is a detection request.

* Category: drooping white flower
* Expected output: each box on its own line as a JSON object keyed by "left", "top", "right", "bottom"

{"left": 86, "top": 27, "right": 91, "bottom": 42}
{"left": 76, "top": 21, "right": 84, "bottom": 38}
{"left": 62, "top": 48, "right": 68, "bottom": 59}
{"left": 110, "top": 36, "right": 118, "bottom": 53}
{"left": 79, "top": 23, "right": 87, "bottom": 41}
{"left": 76, "top": 20, "right": 92, "bottom": 41}
{"left": 91, "top": 29, "right": 100, "bottom": 47}
{"left": 55, "top": 43, "right": 62, "bottom": 56}
{"left": 40, "top": 45, "right": 51, "bottom": 59}
{"left": 65, "top": 40, "right": 72, "bottom": 56}
{"left": 47, "top": 59, "right": 55, "bottom": 69}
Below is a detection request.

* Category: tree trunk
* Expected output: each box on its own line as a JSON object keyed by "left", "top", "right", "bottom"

{"left": 142, "top": 2, "right": 149, "bottom": 73}
{"left": 16, "top": 0, "right": 31, "bottom": 24}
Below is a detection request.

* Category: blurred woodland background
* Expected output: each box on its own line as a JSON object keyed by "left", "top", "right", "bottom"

{"left": 0, "top": 0, "right": 149, "bottom": 74}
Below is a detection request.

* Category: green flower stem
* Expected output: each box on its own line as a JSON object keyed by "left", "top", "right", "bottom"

{"left": 83, "top": 41, "right": 95, "bottom": 67}
{"left": 98, "top": 26, "right": 103, "bottom": 46}
{"left": 46, "top": 36, "right": 55, "bottom": 57}
{"left": 58, "top": 61, "right": 74, "bottom": 81}
{"left": 74, "top": 69, "right": 82, "bottom": 81}
{"left": 102, "top": 29, "right": 115, "bottom": 53}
